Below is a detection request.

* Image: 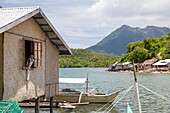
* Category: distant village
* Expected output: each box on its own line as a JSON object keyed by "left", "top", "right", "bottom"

{"left": 108, "top": 59, "right": 170, "bottom": 73}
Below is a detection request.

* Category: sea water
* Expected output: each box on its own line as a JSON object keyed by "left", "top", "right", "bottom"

{"left": 23, "top": 68, "right": 170, "bottom": 113}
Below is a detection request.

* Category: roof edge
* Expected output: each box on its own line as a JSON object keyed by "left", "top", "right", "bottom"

{"left": 0, "top": 6, "right": 72, "bottom": 55}
{"left": 38, "top": 8, "right": 72, "bottom": 55}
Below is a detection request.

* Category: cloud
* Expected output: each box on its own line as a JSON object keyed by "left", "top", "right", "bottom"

{"left": 1, "top": 0, "right": 170, "bottom": 48}
{"left": 86, "top": 0, "right": 170, "bottom": 29}
{"left": 87, "top": 0, "right": 170, "bottom": 18}
{"left": 86, "top": 0, "right": 170, "bottom": 32}
{"left": 87, "top": 0, "right": 118, "bottom": 17}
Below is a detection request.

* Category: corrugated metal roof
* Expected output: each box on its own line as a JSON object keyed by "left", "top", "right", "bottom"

{"left": 153, "top": 59, "right": 170, "bottom": 66}
{"left": 0, "top": 7, "right": 39, "bottom": 29}
{"left": 0, "top": 6, "right": 71, "bottom": 55}
{"left": 122, "top": 62, "right": 132, "bottom": 65}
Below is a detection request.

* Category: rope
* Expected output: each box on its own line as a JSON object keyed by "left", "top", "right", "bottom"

{"left": 106, "top": 85, "right": 134, "bottom": 113}
{"left": 78, "top": 92, "right": 83, "bottom": 103}
{"left": 139, "top": 84, "right": 167, "bottom": 101}
{"left": 95, "top": 83, "right": 168, "bottom": 113}
{"left": 95, "top": 89, "right": 124, "bottom": 112}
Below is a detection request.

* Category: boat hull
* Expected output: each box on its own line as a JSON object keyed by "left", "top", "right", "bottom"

{"left": 54, "top": 90, "right": 121, "bottom": 103}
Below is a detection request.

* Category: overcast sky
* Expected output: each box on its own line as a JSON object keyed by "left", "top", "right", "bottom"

{"left": 1, "top": 0, "right": 170, "bottom": 48}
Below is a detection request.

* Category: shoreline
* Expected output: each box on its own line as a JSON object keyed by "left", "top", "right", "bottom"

{"left": 109, "top": 70, "right": 170, "bottom": 74}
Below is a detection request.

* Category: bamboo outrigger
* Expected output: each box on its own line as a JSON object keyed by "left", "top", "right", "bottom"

{"left": 54, "top": 77, "right": 122, "bottom": 103}
{"left": 55, "top": 90, "right": 121, "bottom": 103}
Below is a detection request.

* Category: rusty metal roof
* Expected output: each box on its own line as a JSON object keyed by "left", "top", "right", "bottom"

{"left": 141, "top": 58, "right": 157, "bottom": 65}
{"left": 0, "top": 6, "right": 72, "bottom": 55}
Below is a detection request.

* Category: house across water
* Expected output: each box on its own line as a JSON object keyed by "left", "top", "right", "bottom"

{"left": 140, "top": 58, "right": 158, "bottom": 71}
{"left": 109, "top": 62, "right": 133, "bottom": 71}
{"left": 152, "top": 59, "right": 170, "bottom": 71}
{"left": 109, "top": 59, "right": 170, "bottom": 73}
{"left": 0, "top": 6, "right": 71, "bottom": 105}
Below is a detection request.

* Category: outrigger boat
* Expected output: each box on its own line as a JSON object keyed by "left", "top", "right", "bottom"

{"left": 54, "top": 77, "right": 121, "bottom": 103}
{"left": 55, "top": 89, "right": 121, "bottom": 103}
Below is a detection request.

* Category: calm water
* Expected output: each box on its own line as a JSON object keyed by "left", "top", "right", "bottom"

{"left": 23, "top": 68, "right": 170, "bottom": 113}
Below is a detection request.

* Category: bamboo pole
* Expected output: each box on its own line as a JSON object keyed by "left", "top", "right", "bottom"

{"left": 86, "top": 74, "right": 89, "bottom": 93}
{"left": 133, "top": 60, "right": 142, "bottom": 113}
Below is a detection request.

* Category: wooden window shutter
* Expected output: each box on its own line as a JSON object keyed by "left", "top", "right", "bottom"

{"left": 22, "top": 38, "right": 25, "bottom": 69}
{"left": 34, "top": 42, "right": 38, "bottom": 68}
{"left": 40, "top": 42, "right": 42, "bottom": 67}
{"left": 33, "top": 42, "right": 42, "bottom": 68}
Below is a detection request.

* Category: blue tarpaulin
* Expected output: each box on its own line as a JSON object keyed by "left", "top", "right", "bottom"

{"left": 0, "top": 100, "right": 23, "bottom": 113}
{"left": 127, "top": 103, "right": 133, "bottom": 113}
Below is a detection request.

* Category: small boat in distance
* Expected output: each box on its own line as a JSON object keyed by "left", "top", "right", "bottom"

{"left": 54, "top": 77, "right": 121, "bottom": 103}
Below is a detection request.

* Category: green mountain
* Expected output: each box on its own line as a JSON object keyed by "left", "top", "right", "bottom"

{"left": 59, "top": 49, "right": 118, "bottom": 68}
{"left": 87, "top": 25, "right": 170, "bottom": 56}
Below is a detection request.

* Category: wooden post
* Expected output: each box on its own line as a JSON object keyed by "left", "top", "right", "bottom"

{"left": 35, "top": 97, "right": 40, "bottom": 113}
{"left": 133, "top": 60, "right": 142, "bottom": 113}
{"left": 86, "top": 74, "right": 88, "bottom": 93}
{"left": 50, "top": 97, "right": 54, "bottom": 113}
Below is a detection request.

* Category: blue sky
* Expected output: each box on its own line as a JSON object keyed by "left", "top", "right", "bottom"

{"left": 1, "top": 0, "right": 170, "bottom": 48}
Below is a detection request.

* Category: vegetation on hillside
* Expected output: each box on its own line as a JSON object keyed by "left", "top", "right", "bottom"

{"left": 59, "top": 49, "right": 119, "bottom": 68}
{"left": 121, "top": 33, "right": 170, "bottom": 63}
{"left": 87, "top": 25, "right": 170, "bottom": 56}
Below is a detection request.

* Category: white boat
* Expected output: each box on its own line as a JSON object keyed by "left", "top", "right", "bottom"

{"left": 54, "top": 77, "right": 122, "bottom": 103}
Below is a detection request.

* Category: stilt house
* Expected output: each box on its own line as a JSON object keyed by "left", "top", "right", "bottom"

{"left": 152, "top": 59, "right": 170, "bottom": 71}
{"left": 140, "top": 58, "right": 157, "bottom": 71}
{"left": 0, "top": 7, "right": 71, "bottom": 102}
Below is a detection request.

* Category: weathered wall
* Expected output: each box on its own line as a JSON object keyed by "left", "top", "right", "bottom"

{"left": 45, "top": 38, "right": 59, "bottom": 98}
{"left": 3, "top": 18, "right": 46, "bottom": 101}
{"left": 167, "top": 63, "right": 170, "bottom": 69}
{"left": 0, "top": 34, "right": 3, "bottom": 100}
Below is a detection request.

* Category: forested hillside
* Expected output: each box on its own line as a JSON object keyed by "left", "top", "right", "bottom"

{"left": 59, "top": 49, "right": 118, "bottom": 68}
{"left": 87, "top": 25, "right": 170, "bottom": 56}
{"left": 121, "top": 33, "right": 170, "bottom": 63}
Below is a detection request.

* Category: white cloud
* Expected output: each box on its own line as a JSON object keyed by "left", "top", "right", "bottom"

{"left": 87, "top": 0, "right": 118, "bottom": 17}
{"left": 87, "top": 0, "right": 170, "bottom": 19}
{"left": 1, "top": 0, "right": 170, "bottom": 48}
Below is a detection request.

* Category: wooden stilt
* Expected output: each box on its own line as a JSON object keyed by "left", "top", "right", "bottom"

{"left": 50, "top": 97, "right": 54, "bottom": 113}
{"left": 35, "top": 97, "right": 40, "bottom": 113}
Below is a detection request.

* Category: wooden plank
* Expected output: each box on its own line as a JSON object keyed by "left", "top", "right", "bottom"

{"left": 33, "top": 17, "right": 44, "bottom": 19}
{"left": 40, "top": 42, "right": 42, "bottom": 67}
{"left": 39, "top": 24, "right": 49, "bottom": 26}
{"left": 22, "top": 38, "right": 25, "bottom": 69}
{"left": 6, "top": 31, "right": 45, "bottom": 42}
{"left": 19, "top": 101, "right": 59, "bottom": 108}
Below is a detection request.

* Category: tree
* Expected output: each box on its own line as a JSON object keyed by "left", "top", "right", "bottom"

{"left": 122, "top": 33, "right": 170, "bottom": 63}
{"left": 59, "top": 49, "right": 118, "bottom": 68}
{"left": 132, "top": 47, "right": 149, "bottom": 63}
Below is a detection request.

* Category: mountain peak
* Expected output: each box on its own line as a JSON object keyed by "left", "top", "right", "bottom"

{"left": 87, "top": 25, "right": 170, "bottom": 56}
{"left": 120, "top": 24, "right": 131, "bottom": 28}
{"left": 144, "top": 25, "right": 160, "bottom": 29}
